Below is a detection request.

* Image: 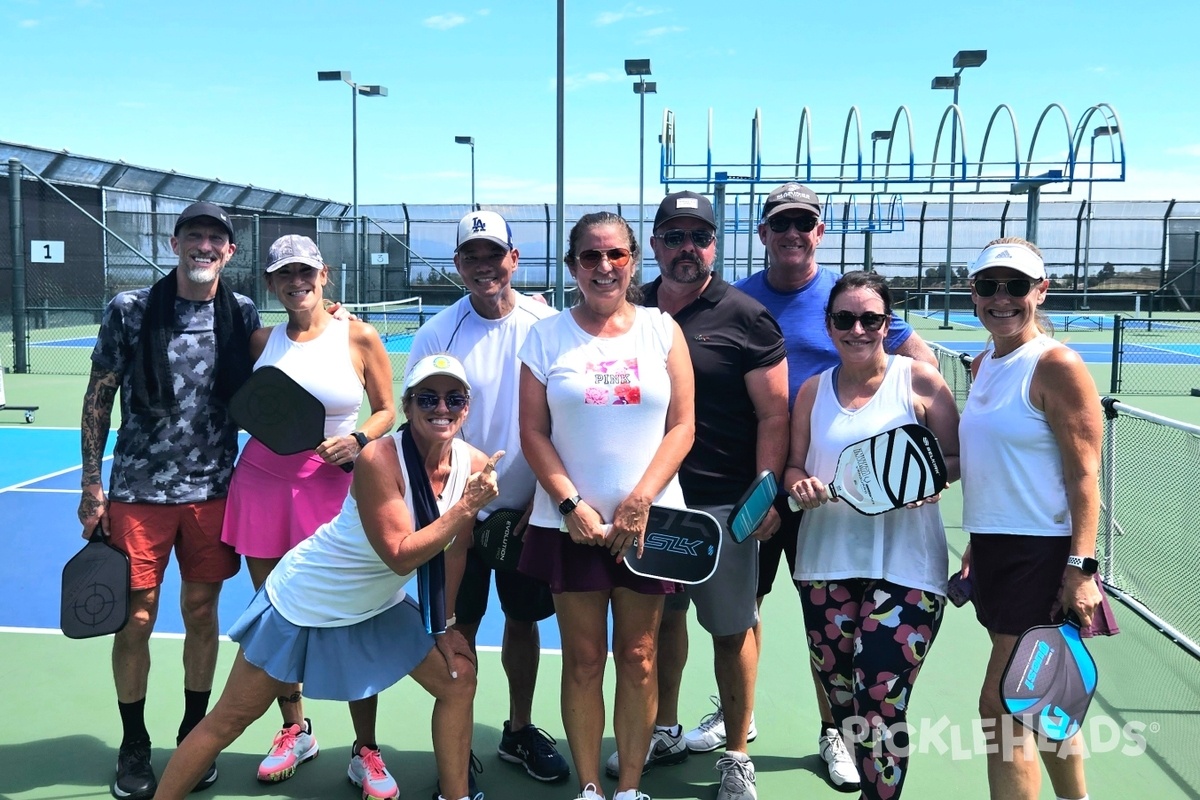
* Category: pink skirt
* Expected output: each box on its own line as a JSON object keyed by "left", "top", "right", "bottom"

{"left": 221, "top": 438, "right": 353, "bottom": 559}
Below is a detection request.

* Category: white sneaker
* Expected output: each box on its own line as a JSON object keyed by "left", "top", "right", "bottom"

{"left": 573, "top": 782, "right": 605, "bottom": 800}
{"left": 604, "top": 726, "right": 688, "bottom": 778}
{"left": 683, "top": 697, "right": 758, "bottom": 753}
{"left": 819, "top": 728, "right": 861, "bottom": 792}
{"left": 715, "top": 753, "right": 757, "bottom": 800}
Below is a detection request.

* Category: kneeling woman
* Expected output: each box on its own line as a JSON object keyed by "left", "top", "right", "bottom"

{"left": 155, "top": 354, "right": 502, "bottom": 800}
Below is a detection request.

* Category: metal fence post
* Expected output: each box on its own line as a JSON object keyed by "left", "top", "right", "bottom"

{"left": 8, "top": 158, "right": 28, "bottom": 373}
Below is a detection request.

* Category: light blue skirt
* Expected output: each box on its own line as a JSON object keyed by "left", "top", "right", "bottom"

{"left": 229, "top": 587, "right": 436, "bottom": 701}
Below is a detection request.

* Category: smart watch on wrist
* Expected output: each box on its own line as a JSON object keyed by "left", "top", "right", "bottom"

{"left": 558, "top": 495, "right": 582, "bottom": 516}
{"left": 352, "top": 431, "right": 369, "bottom": 450}
{"left": 1066, "top": 555, "right": 1099, "bottom": 575}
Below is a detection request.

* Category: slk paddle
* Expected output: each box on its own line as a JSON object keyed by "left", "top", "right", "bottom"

{"left": 788, "top": 423, "right": 947, "bottom": 516}
{"left": 61, "top": 526, "right": 131, "bottom": 639}
{"left": 560, "top": 505, "right": 722, "bottom": 584}
{"left": 729, "top": 470, "right": 777, "bottom": 544}
{"left": 229, "top": 365, "right": 352, "bottom": 472}
{"left": 1001, "top": 612, "right": 1098, "bottom": 742}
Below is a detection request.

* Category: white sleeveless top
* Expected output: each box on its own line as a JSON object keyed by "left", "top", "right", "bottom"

{"left": 795, "top": 356, "right": 948, "bottom": 596}
{"left": 255, "top": 318, "right": 362, "bottom": 438}
{"left": 960, "top": 335, "right": 1072, "bottom": 537}
{"left": 265, "top": 436, "right": 471, "bottom": 627}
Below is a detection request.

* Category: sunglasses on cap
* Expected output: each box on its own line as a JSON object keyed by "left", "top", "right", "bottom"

{"left": 828, "top": 311, "right": 888, "bottom": 331}
{"left": 409, "top": 390, "right": 469, "bottom": 411}
{"left": 973, "top": 278, "right": 1033, "bottom": 298}
{"left": 576, "top": 248, "right": 632, "bottom": 269}
{"left": 655, "top": 229, "right": 716, "bottom": 249}
{"left": 766, "top": 215, "right": 820, "bottom": 234}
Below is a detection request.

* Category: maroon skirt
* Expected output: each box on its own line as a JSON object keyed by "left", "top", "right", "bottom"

{"left": 519, "top": 525, "right": 677, "bottom": 595}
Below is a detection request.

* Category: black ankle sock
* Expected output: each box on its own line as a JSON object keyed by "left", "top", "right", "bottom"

{"left": 177, "top": 689, "right": 212, "bottom": 743}
{"left": 356, "top": 741, "right": 378, "bottom": 753}
{"left": 820, "top": 722, "right": 837, "bottom": 736}
{"left": 118, "top": 698, "right": 150, "bottom": 748}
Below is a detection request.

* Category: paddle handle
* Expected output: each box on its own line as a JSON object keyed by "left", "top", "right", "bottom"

{"left": 89, "top": 524, "right": 106, "bottom": 543}
{"left": 338, "top": 461, "right": 353, "bottom": 473}
{"left": 786, "top": 485, "right": 837, "bottom": 512}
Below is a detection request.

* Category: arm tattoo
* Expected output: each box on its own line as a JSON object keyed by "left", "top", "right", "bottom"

{"left": 81, "top": 368, "right": 119, "bottom": 488}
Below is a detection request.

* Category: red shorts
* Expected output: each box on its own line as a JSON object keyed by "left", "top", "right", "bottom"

{"left": 107, "top": 500, "right": 240, "bottom": 590}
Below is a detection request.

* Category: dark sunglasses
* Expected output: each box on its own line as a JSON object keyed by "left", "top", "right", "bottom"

{"left": 655, "top": 229, "right": 715, "bottom": 249}
{"left": 828, "top": 311, "right": 888, "bottom": 331}
{"left": 576, "top": 248, "right": 632, "bottom": 269}
{"left": 973, "top": 278, "right": 1033, "bottom": 298}
{"left": 410, "top": 390, "right": 469, "bottom": 411}
{"left": 766, "top": 215, "right": 820, "bottom": 234}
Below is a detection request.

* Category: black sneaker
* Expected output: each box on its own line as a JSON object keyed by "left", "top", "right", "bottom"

{"left": 177, "top": 731, "right": 218, "bottom": 792}
{"left": 112, "top": 740, "right": 157, "bottom": 800}
{"left": 432, "top": 750, "right": 483, "bottom": 800}
{"left": 498, "top": 720, "right": 570, "bottom": 782}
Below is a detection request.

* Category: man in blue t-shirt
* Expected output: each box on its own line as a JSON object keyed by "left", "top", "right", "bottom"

{"left": 735, "top": 182, "right": 936, "bottom": 793}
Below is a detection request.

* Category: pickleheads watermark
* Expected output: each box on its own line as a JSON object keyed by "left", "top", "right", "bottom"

{"left": 835, "top": 714, "right": 1152, "bottom": 761}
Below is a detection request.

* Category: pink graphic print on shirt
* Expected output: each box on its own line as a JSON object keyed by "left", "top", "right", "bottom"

{"left": 583, "top": 358, "right": 641, "bottom": 405}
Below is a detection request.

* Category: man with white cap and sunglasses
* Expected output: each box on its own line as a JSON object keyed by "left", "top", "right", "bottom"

{"left": 409, "top": 210, "right": 570, "bottom": 785}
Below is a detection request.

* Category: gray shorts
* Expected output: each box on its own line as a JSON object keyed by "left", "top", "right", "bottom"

{"left": 664, "top": 502, "right": 760, "bottom": 637}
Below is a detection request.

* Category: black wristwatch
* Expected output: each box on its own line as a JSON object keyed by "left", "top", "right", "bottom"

{"left": 351, "top": 431, "right": 369, "bottom": 451}
{"left": 1066, "top": 555, "right": 1099, "bottom": 575}
{"left": 558, "top": 495, "right": 582, "bottom": 516}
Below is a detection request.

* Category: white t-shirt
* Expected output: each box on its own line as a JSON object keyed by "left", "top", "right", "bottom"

{"left": 409, "top": 293, "right": 556, "bottom": 515}
{"left": 266, "top": 436, "right": 470, "bottom": 627}
{"left": 795, "top": 356, "right": 949, "bottom": 596}
{"left": 255, "top": 318, "right": 362, "bottom": 438}
{"left": 518, "top": 305, "right": 686, "bottom": 528}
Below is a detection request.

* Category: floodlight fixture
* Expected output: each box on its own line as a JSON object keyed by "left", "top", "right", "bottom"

{"left": 317, "top": 70, "right": 351, "bottom": 82}
{"left": 871, "top": 130, "right": 893, "bottom": 141}
{"left": 931, "top": 76, "right": 959, "bottom": 90}
{"left": 455, "top": 136, "right": 476, "bottom": 206}
{"left": 624, "top": 59, "right": 651, "bottom": 76}
{"left": 953, "top": 50, "right": 988, "bottom": 69}
{"left": 634, "top": 82, "right": 657, "bottom": 94}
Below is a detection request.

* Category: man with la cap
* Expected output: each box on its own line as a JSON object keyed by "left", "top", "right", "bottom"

{"left": 409, "top": 210, "right": 570, "bottom": 786}
{"left": 79, "top": 201, "right": 259, "bottom": 799}
{"left": 603, "top": 190, "right": 788, "bottom": 800}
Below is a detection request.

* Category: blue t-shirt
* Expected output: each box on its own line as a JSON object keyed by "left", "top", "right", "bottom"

{"left": 735, "top": 266, "right": 913, "bottom": 407}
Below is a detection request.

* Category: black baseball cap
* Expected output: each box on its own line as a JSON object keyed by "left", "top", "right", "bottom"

{"left": 760, "top": 183, "right": 821, "bottom": 221}
{"left": 174, "top": 201, "right": 235, "bottom": 243}
{"left": 654, "top": 191, "right": 716, "bottom": 230}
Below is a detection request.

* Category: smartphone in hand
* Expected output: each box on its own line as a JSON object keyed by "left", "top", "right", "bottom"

{"left": 946, "top": 571, "right": 973, "bottom": 608}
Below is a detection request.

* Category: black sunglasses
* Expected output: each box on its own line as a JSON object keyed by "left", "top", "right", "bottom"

{"left": 410, "top": 390, "right": 469, "bottom": 411}
{"left": 973, "top": 278, "right": 1033, "bottom": 298}
{"left": 766, "top": 215, "right": 820, "bottom": 234}
{"left": 576, "top": 248, "right": 632, "bottom": 269}
{"left": 655, "top": 229, "right": 715, "bottom": 249}
{"left": 828, "top": 311, "right": 888, "bottom": 331}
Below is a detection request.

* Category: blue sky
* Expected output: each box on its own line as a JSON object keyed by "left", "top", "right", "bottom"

{"left": 3, "top": 0, "right": 1198, "bottom": 207}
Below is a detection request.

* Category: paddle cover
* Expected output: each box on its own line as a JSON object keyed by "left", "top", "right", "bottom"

{"left": 830, "top": 423, "right": 947, "bottom": 516}
{"left": 472, "top": 508, "right": 526, "bottom": 571}
{"left": 229, "top": 366, "right": 352, "bottom": 472}
{"left": 61, "top": 528, "right": 131, "bottom": 639}
{"left": 729, "top": 471, "right": 777, "bottom": 543}
{"left": 623, "top": 506, "right": 721, "bottom": 585}
{"left": 1001, "top": 616, "right": 1098, "bottom": 741}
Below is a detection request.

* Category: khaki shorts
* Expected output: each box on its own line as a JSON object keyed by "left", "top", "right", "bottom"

{"left": 665, "top": 502, "right": 760, "bottom": 637}
{"left": 108, "top": 499, "right": 240, "bottom": 590}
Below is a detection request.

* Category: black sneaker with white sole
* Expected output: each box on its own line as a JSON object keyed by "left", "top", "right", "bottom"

{"left": 112, "top": 740, "right": 156, "bottom": 800}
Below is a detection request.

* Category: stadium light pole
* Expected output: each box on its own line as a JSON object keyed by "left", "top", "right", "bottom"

{"left": 318, "top": 70, "right": 388, "bottom": 304}
{"left": 870, "top": 129, "right": 892, "bottom": 191}
{"left": 625, "top": 58, "right": 655, "bottom": 273}
{"left": 932, "top": 49, "right": 987, "bottom": 328}
{"left": 455, "top": 136, "right": 476, "bottom": 208}
{"left": 1082, "top": 124, "right": 1120, "bottom": 309}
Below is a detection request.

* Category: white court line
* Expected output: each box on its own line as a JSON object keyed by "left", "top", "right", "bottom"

{"left": 0, "top": 455, "right": 111, "bottom": 494}
{"left": 7, "top": 488, "right": 82, "bottom": 494}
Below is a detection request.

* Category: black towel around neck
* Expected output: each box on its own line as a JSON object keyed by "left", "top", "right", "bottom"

{"left": 400, "top": 423, "right": 448, "bottom": 635}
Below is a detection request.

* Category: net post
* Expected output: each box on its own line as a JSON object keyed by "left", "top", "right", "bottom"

{"left": 1110, "top": 315, "right": 1122, "bottom": 394}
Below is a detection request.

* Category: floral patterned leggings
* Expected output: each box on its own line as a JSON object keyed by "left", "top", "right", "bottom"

{"left": 798, "top": 578, "right": 945, "bottom": 800}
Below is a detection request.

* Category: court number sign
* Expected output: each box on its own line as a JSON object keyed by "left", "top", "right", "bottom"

{"left": 31, "top": 240, "right": 65, "bottom": 263}
{"left": 370, "top": 252, "right": 389, "bottom": 265}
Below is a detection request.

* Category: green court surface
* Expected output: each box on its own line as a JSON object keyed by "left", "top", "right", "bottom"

{"left": 2, "top": 369, "right": 1198, "bottom": 800}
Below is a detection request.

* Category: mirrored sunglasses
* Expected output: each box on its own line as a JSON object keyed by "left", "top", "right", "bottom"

{"left": 576, "top": 248, "right": 632, "bottom": 269}
{"left": 411, "top": 391, "right": 469, "bottom": 411}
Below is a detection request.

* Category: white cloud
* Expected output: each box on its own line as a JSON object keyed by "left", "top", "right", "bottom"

{"left": 1166, "top": 144, "right": 1200, "bottom": 158}
{"left": 595, "top": 5, "right": 662, "bottom": 25}
{"left": 639, "top": 25, "right": 685, "bottom": 38}
{"left": 424, "top": 13, "right": 467, "bottom": 30}
{"left": 560, "top": 71, "right": 621, "bottom": 92}
{"left": 477, "top": 9, "right": 490, "bottom": 15}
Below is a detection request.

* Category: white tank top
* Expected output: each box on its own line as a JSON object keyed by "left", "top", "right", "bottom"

{"left": 795, "top": 356, "right": 949, "bottom": 596}
{"left": 265, "top": 436, "right": 471, "bottom": 627}
{"left": 255, "top": 318, "right": 362, "bottom": 438}
{"left": 960, "top": 335, "right": 1072, "bottom": 537}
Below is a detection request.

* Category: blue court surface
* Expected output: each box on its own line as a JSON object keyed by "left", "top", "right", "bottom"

{"left": 935, "top": 339, "right": 1200, "bottom": 365}
{"left": 0, "top": 428, "right": 534, "bottom": 650}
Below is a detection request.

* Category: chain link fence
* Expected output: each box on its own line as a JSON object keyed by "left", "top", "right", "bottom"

{"left": 1110, "top": 315, "right": 1200, "bottom": 395}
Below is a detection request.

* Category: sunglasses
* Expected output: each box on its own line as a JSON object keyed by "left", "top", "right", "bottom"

{"left": 828, "top": 311, "right": 888, "bottom": 331}
{"left": 766, "top": 215, "right": 820, "bottom": 234}
{"left": 410, "top": 390, "right": 469, "bottom": 411}
{"left": 655, "top": 229, "right": 715, "bottom": 249}
{"left": 576, "top": 248, "right": 632, "bottom": 269}
{"left": 973, "top": 278, "right": 1033, "bottom": 298}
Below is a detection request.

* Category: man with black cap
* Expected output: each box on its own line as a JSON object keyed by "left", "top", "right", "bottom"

{"left": 602, "top": 190, "right": 788, "bottom": 800}
{"left": 79, "top": 201, "right": 259, "bottom": 800}
{"left": 734, "top": 182, "right": 935, "bottom": 792}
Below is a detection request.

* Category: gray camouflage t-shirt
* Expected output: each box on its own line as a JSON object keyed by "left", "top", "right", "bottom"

{"left": 91, "top": 287, "right": 261, "bottom": 504}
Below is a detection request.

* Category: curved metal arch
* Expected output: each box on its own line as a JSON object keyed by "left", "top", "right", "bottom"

{"left": 660, "top": 108, "right": 676, "bottom": 184}
{"left": 1069, "top": 103, "right": 1126, "bottom": 185}
{"left": 974, "top": 104, "right": 1022, "bottom": 191}
{"left": 794, "top": 106, "right": 814, "bottom": 181}
{"left": 928, "top": 104, "right": 969, "bottom": 190}
{"left": 836, "top": 106, "right": 867, "bottom": 186}
{"left": 752, "top": 108, "right": 763, "bottom": 183}
{"left": 875, "top": 105, "right": 918, "bottom": 194}
{"left": 1023, "top": 102, "right": 1073, "bottom": 179}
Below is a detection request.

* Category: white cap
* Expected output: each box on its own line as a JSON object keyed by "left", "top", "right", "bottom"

{"left": 403, "top": 353, "right": 472, "bottom": 395}
{"left": 455, "top": 211, "right": 513, "bottom": 252}
{"left": 968, "top": 242, "right": 1046, "bottom": 280}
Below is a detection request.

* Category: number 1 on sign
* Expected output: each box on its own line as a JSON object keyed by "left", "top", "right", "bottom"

{"left": 30, "top": 240, "right": 65, "bottom": 263}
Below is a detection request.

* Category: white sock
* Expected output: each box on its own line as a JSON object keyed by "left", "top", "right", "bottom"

{"left": 1056, "top": 795, "right": 1088, "bottom": 800}
{"left": 655, "top": 723, "right": 682, "bottom": 736}
{"left": 723, "top": 749, "right": 750, "bottom": 761}
{"left": 614, "top": 790, "right": 640, "bottom": 800}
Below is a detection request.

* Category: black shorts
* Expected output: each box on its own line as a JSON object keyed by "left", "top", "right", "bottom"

{"left": 456, "top": 545, "right": 555, "bottom": 626}
{"left": 756, "top": 494, "right": 803, "bottom": 598}
{"left": 969, "top": 533, "right": 1072, "bottom": 636}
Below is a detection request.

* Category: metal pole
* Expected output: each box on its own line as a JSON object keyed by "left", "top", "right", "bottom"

{"left": 470, "top": 142, "right": 476, "bottom": 208}
{"left": 941, "top": 76, "right": 960, "bottom": 330}
{"left": 351, "top": 84, "right": 360, "bottom": 304}
{"left": 8, "top": 158, "right": 28, "bottom": 373}
{"left": 638, "top": 75, "right": 646, "bottom": 275}
{"left": 1082, "top": 134, "right": 1097, "bottom": 309}
{"left": 554, "top": 0, "right": 566, "bottom": 310}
